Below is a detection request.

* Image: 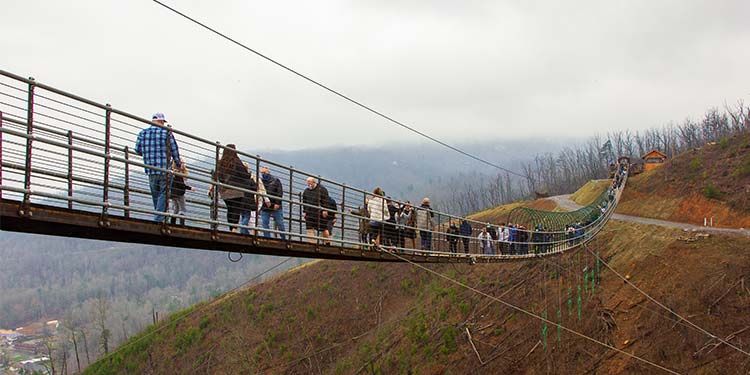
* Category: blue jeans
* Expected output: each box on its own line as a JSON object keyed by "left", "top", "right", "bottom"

{"left": 260, "top": 208, "right": 287, "bottom": 240}
{"left": 239, "top": 211, "right": 253, "bottom": 235}
{"left": 420, "top": 231, "right": 432, "bottom": 250}
{"left": 148, "top": 174, "right": 169, "bottom": 222}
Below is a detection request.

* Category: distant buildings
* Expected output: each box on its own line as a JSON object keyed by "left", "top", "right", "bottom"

{"left": 642, "top": 149, "right": 668, "bottom": 172}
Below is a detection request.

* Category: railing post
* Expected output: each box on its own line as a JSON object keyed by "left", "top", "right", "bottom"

{"left": 298, "top": 191, "right": 303, "bottom": 239}
{"left": 363, "top": 190, "right": 367, "bottom": 246}
{"left": 255, "top": 155, "right": 261, "bottom": 232}
{"left": 211, "top": 142, "right": 220, "bottom": 239}
{"left": 101, "top": 104, "right": 112, "bottom": 225}
{"left": 0, "top": 111, "right": 3, "bottom": 200}
{"left": 123, "top": 146, "right": 130, "bottom": 218}
{"left": 162, "top": 126, "right": 173, "bottom": 227}
{"left": 316, "top": 175, "right": 322, "bottom": 249}
{"left": 20, "top": 77, "right": 35, "bottom": 215}
{"left": 340, "top": 184, "right": 346, "bottom": 247}
{"left": 288, "top": 167, "right": 294, "bottom": 241}
{"left": 67, "top": 131, "right": 73, "bottom": 210}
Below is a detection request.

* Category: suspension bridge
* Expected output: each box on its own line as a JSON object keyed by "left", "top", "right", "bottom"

{"left": 0, "top": 69, "right": 627, "bottom": 263}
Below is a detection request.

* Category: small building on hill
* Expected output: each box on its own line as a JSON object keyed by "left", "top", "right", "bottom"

{"left": 641, "top": 150, "right": 667, "bottom": 172}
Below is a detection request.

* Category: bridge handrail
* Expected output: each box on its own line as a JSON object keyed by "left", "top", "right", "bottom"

{"left": 0, "top": 69, "right": 628, "bottom": 260}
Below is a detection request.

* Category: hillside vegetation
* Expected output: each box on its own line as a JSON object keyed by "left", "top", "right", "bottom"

{"left": 85, "top": 220, "right": 750, "bottom": 374}
{"left": 570, "top": 180, "right": 611, "bottom": 206}
{"left": 617, "top": 131, "right": 750, "bottom": 228}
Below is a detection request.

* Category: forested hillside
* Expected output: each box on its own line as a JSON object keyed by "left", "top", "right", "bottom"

{"left": 0, "top": 232, "right": 302, "bottom": 368}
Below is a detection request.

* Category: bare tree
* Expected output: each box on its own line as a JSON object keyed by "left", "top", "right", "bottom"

{"left": 96, "top": 294, "right": 111, "bottom": 355}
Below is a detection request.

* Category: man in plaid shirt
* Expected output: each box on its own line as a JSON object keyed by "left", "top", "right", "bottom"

{"left": 135, "top": 113, "right": 181, "bottom": 222}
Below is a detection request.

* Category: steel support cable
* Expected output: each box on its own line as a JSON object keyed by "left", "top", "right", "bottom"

{"left": 92, "top": 257, "right": 294, "bottom": 364}
{"left": 151, "top": 0, "right": 525, "bottom": 178}
{"left": 383, "top": 250, "right": 682, "bottom": 375}
{"left": 584, "top": 245, "right": 750, "bottom": 358}
{"left": 0, "top": 81, "right": 26, "bottom": 93}
{"left": 34, "top": 91, "right": 106, "bottom": 119}
{"left": 34, "top": 100, "right": 106, "bottom": 127}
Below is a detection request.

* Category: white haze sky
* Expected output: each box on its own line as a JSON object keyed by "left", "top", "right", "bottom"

{"left": 3, "top": 1, "right": 749, "bottom": 150}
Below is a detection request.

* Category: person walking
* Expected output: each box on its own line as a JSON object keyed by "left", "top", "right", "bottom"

{"left": 302, "top": 177, "right": 331, "bottom": 243}
{"left": 169, "top": 159, "right": 193, "bottom": 225}
{"left": 398, "top": 201, "right": 416, "bottom": 249}
{"left": 134, "top": 113, "right": 181, "bottom": 222}
{"left": 238, "top": 162, "right": 267, "bottom": 235}
{"left": 478, "top": 226, "right": 494, "bottom": 255}
{"left": 459, "top": 219, "right": 472, "bottom": 254}
{"left": 367, "top": 188, "right": 388, "bottom": 246}
{"left": 447, "top": 222, "right": 460, "bottom": 254}
{"left": 259, "top": 166, "right": 286, "bottom": 239}
{"left": 215, "top": 144, "right": 256, "bottom": 232}
{"left": 415, "top": 197, "right": 435, "bottom": 251}
{"left": 351, "top": 202, "right": 370, "bottom": 246}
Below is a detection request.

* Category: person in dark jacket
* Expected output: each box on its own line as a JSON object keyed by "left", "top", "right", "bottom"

{"left": 351, "top": 202, "right": 370, "bottom": 246}
{"left": 259, "top": 166, "right": 286, "bottom": 239}
{"left": 302, "top": 177, "right": 331, "bottom": 243}
{"left": 215, "top": 144, "right": 256, "bottom": 232}
{"left": 459, "top": 220, "right": 472, "bottom": 254}
{"left": 384, "top": 198, "right": 399, "bottom": 246}
{"left": 447, "top": 222, "right": 460, "bottom": 253}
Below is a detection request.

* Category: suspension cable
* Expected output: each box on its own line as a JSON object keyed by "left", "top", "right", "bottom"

{"left": 151, "top": 0, "right": 525, "bottom": 178}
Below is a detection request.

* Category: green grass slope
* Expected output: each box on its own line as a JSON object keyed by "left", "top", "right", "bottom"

{"left": 85, "top": 219, "right": 750, "bottom": 374}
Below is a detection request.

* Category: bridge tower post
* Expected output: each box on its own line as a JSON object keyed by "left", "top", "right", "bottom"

{"left": 20, "top": 78, "right": 35, "bottom": 216}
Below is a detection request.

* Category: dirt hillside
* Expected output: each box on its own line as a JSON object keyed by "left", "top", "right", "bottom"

{"left": 618, "top": 131, "right": 750, "bottom": 228}
{"left": 84, "top": 219, "right": 750, "bottom": 374}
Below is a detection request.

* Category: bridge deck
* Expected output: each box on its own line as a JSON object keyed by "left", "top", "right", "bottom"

{"left": 0, "top": 199, "right": 484, "bottom": 263}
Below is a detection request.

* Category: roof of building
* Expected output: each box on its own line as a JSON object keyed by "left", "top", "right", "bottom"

{"left": 642, "top": 149, "right": 667, "bottom": 160}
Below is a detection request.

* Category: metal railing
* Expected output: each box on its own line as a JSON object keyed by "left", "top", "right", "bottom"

{"left": 0, "top": 68, "right": 627, "bottom": 261}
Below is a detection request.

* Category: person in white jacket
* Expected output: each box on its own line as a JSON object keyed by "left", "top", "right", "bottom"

{"left": 478, "top": 226, "right": 494, "bottom": 255}
{"left": 368, "top": 187, "right": 388, "bottom": 246}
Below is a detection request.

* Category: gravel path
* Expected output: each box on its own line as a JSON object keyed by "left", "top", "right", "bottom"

{"left": 549, "top": 194, "right": 750, "bottom": 237}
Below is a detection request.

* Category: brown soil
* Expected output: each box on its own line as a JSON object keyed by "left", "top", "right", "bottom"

{"left": 618, "top": 132, "right": 750, "bottom": 228}
{"left": 86, "top": 221, "right": 750, "bottom": 375}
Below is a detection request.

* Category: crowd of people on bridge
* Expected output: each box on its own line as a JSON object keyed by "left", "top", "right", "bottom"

{"left": 135, "top": 113, "right": 626, "bottom": 256}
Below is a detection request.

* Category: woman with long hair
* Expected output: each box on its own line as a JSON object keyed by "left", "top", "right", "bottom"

{"left": 216, "top": 144, "right": 256, "bottom": 232}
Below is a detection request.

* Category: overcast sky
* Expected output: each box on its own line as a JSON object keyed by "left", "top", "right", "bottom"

{"left": 3, "top": 1, "right": 749, "bottom": 151}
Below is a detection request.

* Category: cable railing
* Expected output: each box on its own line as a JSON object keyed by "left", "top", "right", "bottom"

{"left": 0, "top": 68, "right": 628, "bottom": 262}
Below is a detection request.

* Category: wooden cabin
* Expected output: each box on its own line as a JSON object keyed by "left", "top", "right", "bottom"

{"left": 641, "top": 150, "right": 667, "bottom": 172}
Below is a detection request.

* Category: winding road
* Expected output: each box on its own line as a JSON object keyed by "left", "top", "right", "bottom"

{"left": 549, "top": 194, "right": 750, "bottom": 237}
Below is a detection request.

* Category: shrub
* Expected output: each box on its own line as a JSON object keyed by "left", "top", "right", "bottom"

{"left": 174, "top": 327, "right": 200, "bottom": 354}
{"left": 719, "top": 137, "right": 729, "bottom": 149}
{"left": 690, "top": 157, "right": 702, "bottom": 173}
{"left": 199, "top": 316, "right": 210, "bottom": 331}
{"left": 306, "top": 307, "right": 317, "bottom": 321}
{"left": 703, "top": 185, "right": 723, "bottom": 200}
{"left": 440, "top": 326, "right": 459, "bottom": 354}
